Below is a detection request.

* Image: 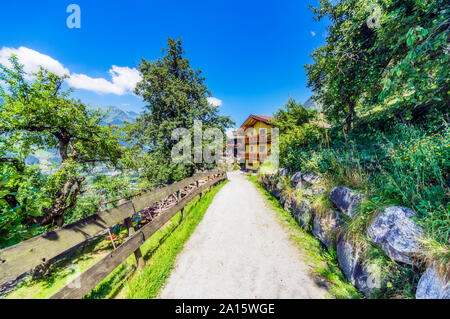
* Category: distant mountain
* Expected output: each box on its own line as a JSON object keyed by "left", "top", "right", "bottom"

{"left": 303, "top": 96, "right": 323, "bottom": 111}
{"left": 90, "top": 106, "right": 139, "bottom": 126}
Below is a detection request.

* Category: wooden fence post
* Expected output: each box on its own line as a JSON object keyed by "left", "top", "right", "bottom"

{"left": 126, "top": 204, "right": 145, "bottom": 270}
{"left": 177, "top": 190, "right": 184, "bottom": 218}
{"left": 196, "top": 180, "right": 202, "bottom": 198}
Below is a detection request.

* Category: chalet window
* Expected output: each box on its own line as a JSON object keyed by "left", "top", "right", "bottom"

{"left": 248, "top": 161, "right": 253, "bottom": 166}
{"left": 259, "top": 128, "right": 267, "bottom": 135}
{"left": 259, "top": 145, "right": 266, "bottom": 152}
{"left": 250, "top": 146, "right": 254, "bottom": 152}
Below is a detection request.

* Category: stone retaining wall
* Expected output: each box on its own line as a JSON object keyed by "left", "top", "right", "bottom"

{"left": 260, "top": 169, "right": 449, "bottom": 299}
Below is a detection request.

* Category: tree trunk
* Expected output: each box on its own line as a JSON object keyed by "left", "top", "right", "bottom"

{"left": 346, "top": 103, "right": 356, "bottom": 132}
{"left": 37, "top": 176, "right": 85, "bottom": 227}
{"left": 3, "top": 194, "right": 19, "bottom": 209}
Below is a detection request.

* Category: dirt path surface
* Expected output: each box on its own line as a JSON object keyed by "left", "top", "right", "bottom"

{"left": 158, "top": 171, "right": 328, "bottom": 299}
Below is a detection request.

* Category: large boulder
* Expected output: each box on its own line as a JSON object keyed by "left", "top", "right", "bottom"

{"left": 295, "top": 181, "right": 309, "bottom": 191}
{"left": 290, "top": 172, "right": 308, "bottom": 191}
{"left": 280, "top": 192, "right": 294, "bottom": 211}
{"left": 367, "top": 206, "right": 424, "bottom": 265}
{"left": 271, "top": 187, "right": 281, "bottom": 199}
{"left": 330, "top": 186, "right": 363, "bottom": 218}
{"left": 303, "top": 186, "right": 325, "bottom": 197}
{"left": 271, "top": 181, "right": 283, "bottom": 199}
{"left": 292, "top": 199, "right": 312, "bottom": 228}
{"left": 262, "top": 175, "right": 270, "bottom": 187}
{"left": 416, "top": 265, "right": 449, "bottom": 299}
{"left": 312, "top": 211, "right": 343, "bottom": 249}
{"left": 302, "top": 173, "right": 322, "bottom": 185}
{"left": 290, "top": 172, "right": 303, "bottom": 184}
{"left": 337, "top": 238, "right": 383, "bottom": 296}
{"left": 279, "top": 168, "right": 289, "bottom": 177}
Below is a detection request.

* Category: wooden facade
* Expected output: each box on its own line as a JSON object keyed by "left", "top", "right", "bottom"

{"left": 234, "top": 114, "right": 274, "bottom": 171}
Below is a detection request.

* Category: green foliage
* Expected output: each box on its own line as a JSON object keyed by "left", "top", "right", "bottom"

{"left": 306, "top": 0, "right": 449, "bottom": 130}
{"left": 270, "top": 98, "right": 328, "bottom": 171}
{"left": 280, "top": 119, "right": 449, "bottom": 246}
{"left": 65, "top": 173, "right": 139, "bottom": 225}
{"left": 0, "top": 55, "right": 123, "bottom": 244}
{"left": 126, "top": 38, "right": 234, "bottom": 185}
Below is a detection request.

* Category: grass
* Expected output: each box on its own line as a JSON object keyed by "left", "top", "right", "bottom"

{"left": 4, "top": 181, "right": 227, "bottom": 299}
{"left": 4, "top": 235, "right": 125, "bottom": 299}
{"left": 89, "top": 180, "right": 228, "bottom": 299}
{"left": 248, "top": 175, "right": 361, "bottom": 299}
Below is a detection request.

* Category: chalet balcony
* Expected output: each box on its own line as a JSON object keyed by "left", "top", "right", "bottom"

{"left": 243, "top": 133, "right": 272, "bottom": 145}
{"left": 244, "top": 151, "right": 271, "bottom": 161}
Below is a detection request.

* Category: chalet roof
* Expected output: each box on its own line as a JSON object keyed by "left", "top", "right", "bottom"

{"left": 239, "top": 114, "right": 274, "bottom": 131}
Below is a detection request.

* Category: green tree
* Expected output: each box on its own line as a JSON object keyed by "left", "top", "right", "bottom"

{"left": 127, "top": 38, "right": 234, "bottom": 185}
{"left": 0, "top": 55, "right": 123, "bottom": 234}
{"left": 305, "top": 0, "right": 449, "bottom": 131}
{"left": 270, "top": 98, "right": 325, "bottom": 169}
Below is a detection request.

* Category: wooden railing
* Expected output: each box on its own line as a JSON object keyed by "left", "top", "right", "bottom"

{"left": 244, "top": 151, "right": 271, "bottom": 161}
{"left": 0, "top": 169, "right": 227, "bottom": 298}
{"left": 244, "top": 133, "right": 272, "bottom": 145}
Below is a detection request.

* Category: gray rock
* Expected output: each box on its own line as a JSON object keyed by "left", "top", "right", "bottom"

{"left": 337, "top": 238, "right": 383, "bottom": 296}
{"left": 303, "top": 188, "right": 314, "bottom": 197}
{"left": 330, "top": 186, "right": 363, "bottom": 218}
{"left": 280, "top": 192, "right": 292, "bottom": 210}
{"left": 294, "top": 180, "right": 309, "bottom": 191}
{"left": 416, "top": 265, "right": 450, "bottom": 299}
{"left": 303, "top": 186, "right": 326, "bottom": 197}
{"left": 290, "top": 172, "right": 303, "bottom": 185}
{"left": 312, "top": 211, "right": 342, "bottom": 249}
{"left": 367, "top": 206, "right": 424, "bottom": 265}
{"left": 279, "top": 168, "right": 289, "bottom": 177}
{"left": 292, "top": 199, "right": 312, "bottom": 228}
{"left": 271, "top": 181, "right": 283, "bottom": 199}
{"left": 302, "top": 173, "right": 322, "bottom": 185}
{"left": 272, "top": 188, "right": 282, "bottom": 199}
{"left": 282, "top": 194, "right": 294, "bottom": 211}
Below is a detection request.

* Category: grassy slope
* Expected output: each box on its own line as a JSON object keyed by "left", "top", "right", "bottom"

{"left": 4, "top": 235, "right": 125, "bottom": 299}
{"left": 248, "top": 175, "right": 361, "bottom": 299}
{"left": 4, "top": 181, "right": 227, "bottom": 299}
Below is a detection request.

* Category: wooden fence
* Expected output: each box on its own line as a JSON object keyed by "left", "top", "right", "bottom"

{"left": 0, "top": 169, "right": 227, "bottom": 298}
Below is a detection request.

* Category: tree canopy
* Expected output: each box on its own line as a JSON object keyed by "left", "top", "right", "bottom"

{"left": 0, "top": 56, "right": 123, "bottom": 245}
{"left": 127, "top": 38, "right": 234, "bottom": 185}
{"left": 305, "top": 0, "right": 449, "bottom": 131}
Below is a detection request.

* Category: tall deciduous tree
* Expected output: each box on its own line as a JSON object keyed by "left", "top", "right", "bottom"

{"left": 0, "top": 55, "right": 123, "bottom": 232}
{"left": 127, "top": 38, "right": 234, "bottom": 185}
{"left": 305, "top": 0, "right": 449, "bottom": 131}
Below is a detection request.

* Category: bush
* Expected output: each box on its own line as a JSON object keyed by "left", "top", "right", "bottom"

{"left": 279, "top": 120, "right": 449, "bottom": 246}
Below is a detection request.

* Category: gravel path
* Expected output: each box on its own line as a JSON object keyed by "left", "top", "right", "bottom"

{"left": 158, "top": 171, "right": 328, "bottom": 299}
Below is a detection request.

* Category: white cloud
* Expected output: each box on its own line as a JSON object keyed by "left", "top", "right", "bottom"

{"left": 67, "top": 66, "right": 141, "bottom": 95}
{"left": 207, "top": 97, "right": 222, "bottom": 107}
{"left": 0, "top": 46, "right": 69, "bottom": 76}
{"left": 0, "top": 46, "right": 141, "bottom": 96}
{"left": 310, "top": 31, "right": 316, "bottom": 37}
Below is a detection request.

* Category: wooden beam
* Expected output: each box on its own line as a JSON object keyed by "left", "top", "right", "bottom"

{"left": 50, "top": 175, "right": 226, "bottom": 299}
{"left": 0, "top": 201, "right": 134, "bottom": 285}
{"left": 0, "top": 170, "right": 222, "bottom": 286}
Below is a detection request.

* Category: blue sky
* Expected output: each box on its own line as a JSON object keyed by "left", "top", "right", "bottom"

{"left": 0, "top": 0, "right": 328, "bottom": 127}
